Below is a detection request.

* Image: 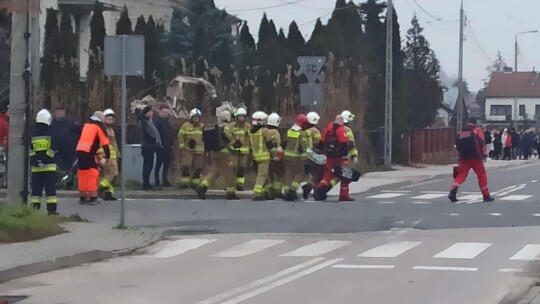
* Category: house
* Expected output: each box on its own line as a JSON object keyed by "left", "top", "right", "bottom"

{"left": 484, "top": 72, "right": 540, "bottom": 124}
{"left": 39, "top": 0, "right": 242, "bottom": 80}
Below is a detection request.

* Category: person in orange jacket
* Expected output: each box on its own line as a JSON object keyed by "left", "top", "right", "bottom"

{"left": 76, "top": 111, "right": 110, "bottom": 204}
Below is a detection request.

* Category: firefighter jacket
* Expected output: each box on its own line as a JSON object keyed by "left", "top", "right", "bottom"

{"left": 30, "top": 123, "right": 57, "bottom": 173}
{"left": 229, "top": 121, "right": 251, "bottom": 155}
{"left": 305, "top": 126, "right": 322, "bottom": 150}
{"left": 76, "top": 121, "right": 110, "bottom": 158}
{"left": 179, "top": 121, "right": 204, "bottom": 154}
{"left": 267, "top": 127, "right": 282, "bottom": 160}
{"left": 345, "top": 126, "right": 358, "bottom": 158}
{"left": 218, "top": 122, "right": 234, "bottom": 154}
{"left": 98, "top": 126, "right": 119, "bottom": 160}
{"left": 282, "top": 128, "right": 308, "bottom": 160}
{"left": 249, "top": 126, "right": 274, "bottom": 163}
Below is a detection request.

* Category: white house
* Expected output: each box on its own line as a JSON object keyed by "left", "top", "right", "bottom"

{"left": 485, "top": 72, "right": 540, "bottom": 123}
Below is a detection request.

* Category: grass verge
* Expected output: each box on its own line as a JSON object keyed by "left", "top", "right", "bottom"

{"left": 0, "top": 205, "right": 64, "bottom": 244}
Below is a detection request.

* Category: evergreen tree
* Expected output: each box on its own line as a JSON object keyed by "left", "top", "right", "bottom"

{"left": 43, "top": 8, "right": 58, "bottom": 48}
{"left": 192, "top": 21, "right": 209, "bottom": 63}
{"left": 167, "top": 8, "right": 194, "bottom": 60}
{"left": 257, "top": 67, "right": 276, "bottom": 112}
{"left": 404, "top": 16, "right": 442, "bottom": 129}
{"left": 144, "top": 16, "right": 165, "bottom": 91}
{"left": 213, "top": 39, "right": 234, "bottom": 86}
{"left": 0, "top": 9, "right": 10, "bottom": 109}
{"left": 115, "top": 6, "right": 132, "bottom": 35}
{"left": 307, "top": 19, "right": 328, "bottom": 56}
{"left": 239, "top": 21, "right": 255, "bottom": 50}
{"left": 40, "top": 9, "right": 60, "bottom": 107}
{"left": 257, "top": 13, "right": 270, "bottom": 51}
{"left": 88, "top": 1, "right": 105, "bottom": 73}
{"left": 287, "top": 21, "right": 305, "bottom": 60}
{"left": 134, "top": 15, "right": 146, "bottom": 36}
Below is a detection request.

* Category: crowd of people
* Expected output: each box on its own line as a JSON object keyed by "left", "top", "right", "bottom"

{"left": 484, "top": 127, "right": 540, "bottom": 161}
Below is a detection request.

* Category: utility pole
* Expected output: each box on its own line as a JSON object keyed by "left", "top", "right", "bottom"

{"left": 384, "top": 0, "right": 393, "bottom": 168}
{"left": 7, "top": 0, "right": 34, "bottom": 205}
{"left": 456, "top": 0, "right": 464, "bottom": 132}
{"left": 513, "top": 30, "right": 538, "bottom": 128}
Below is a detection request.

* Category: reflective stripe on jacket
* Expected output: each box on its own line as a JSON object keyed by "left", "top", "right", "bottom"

{"left": 229, "top": 122, "right": 251, "bottom": 155}
{"left": 249, "top": 128, "right": 271, "bottom": 163}
{"left": 283, "top": 129, "right": 307, "bottom": 159}
{"left": 76, "top": 122, "right": 110, "bottom": 155}
{"left": 179, "top": 121, "right": 204, "bottom": 154}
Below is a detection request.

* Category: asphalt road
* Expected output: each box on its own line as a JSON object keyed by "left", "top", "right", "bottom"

{"left": 2, "top": 160, "right": 540, "bottom": 304}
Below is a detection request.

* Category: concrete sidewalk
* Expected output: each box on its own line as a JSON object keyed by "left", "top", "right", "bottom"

{"left": 0, "top": 223, "right": 163, "bottom": 284}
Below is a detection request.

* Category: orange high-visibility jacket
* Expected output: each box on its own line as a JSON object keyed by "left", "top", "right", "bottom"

{"left": 76, "top": 121, "right": 111, "bottom": 158}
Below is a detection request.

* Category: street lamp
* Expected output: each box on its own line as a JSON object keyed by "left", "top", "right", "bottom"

{"left": 513, "top": 30, "right": 538, "bottom": 128}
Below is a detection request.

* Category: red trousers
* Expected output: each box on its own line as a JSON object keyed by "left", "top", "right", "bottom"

{"left": 78, "top": 168, "right": 99, "bottom": 197}
{"left": 317, "top": 157, "right": 350, "bottom": 198}
{"left": 451, "top": 158, "right": 490, "bottom": 196}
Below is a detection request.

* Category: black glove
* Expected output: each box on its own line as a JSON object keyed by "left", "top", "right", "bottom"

{"left": 317, "top": 141, "right": 325, "bottom": 151}
{"left": 233, "top": 140, "right": 242, "bottom": 149}
{"left": 188, "top": 140, "right": 196, "bottom": 149}
{"left": 265, "top": 140, "right": 275, "bottom": 151}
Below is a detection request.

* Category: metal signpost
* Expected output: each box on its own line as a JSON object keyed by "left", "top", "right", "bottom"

{"left": 298, "top": 56, "right": 326, "bottom": 107}
{"left": 104, "top": 35, "right": 144, "bottom": 227}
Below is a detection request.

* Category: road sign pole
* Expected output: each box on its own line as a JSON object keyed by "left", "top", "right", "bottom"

{"left": 120, "top": 35, "right": 127, "bottom": 227}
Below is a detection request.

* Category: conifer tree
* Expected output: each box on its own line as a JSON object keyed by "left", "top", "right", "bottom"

{"left": 192, "top": 21, "right": 209, "bottom": 63}
{"left": 134, "top": 15, "right": 146, "bottom": 36}
{"left": 167, "top": 9, "right": 194, "bottom": 60}
{"left": 115, "top": 6, "right": 133, "bottom": 35}
{"left": 40, "top": 9, "right": 59, "bottom": 107}
{"left": 287, "top": 21, "right": 305, "bottom": 60}
{"left": 88, "top": 1, "right": 105, "bottom": 73}
{"left": 239, "top": 21, "right": 255, "bottom": 50}
{"left": 257, "top": 13, "right": 270, "bottom": 51}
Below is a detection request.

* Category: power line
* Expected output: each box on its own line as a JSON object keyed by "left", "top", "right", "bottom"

{"left": 228, "top": 0, "right": 308, "bottom": 12}
{"left": 411, "top": 0, "right": 459, "bottom": 23}
{"left": 466, "top": 18, "right": 493, "bottom": 64}
{"left": 276, "top": 0, "right": 332, "bottom": 10}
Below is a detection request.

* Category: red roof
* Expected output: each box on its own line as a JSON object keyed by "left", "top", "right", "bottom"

{"left": 485, "top": 72, "right": 540, "bottom": 98}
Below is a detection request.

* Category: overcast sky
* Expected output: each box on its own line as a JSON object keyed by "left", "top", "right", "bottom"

{"left": 214, "top": 0, "right": 540, "bottom": 92}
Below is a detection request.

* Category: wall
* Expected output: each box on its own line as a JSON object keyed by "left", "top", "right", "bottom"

{"left": 485, "top": 97, "right": 540, "bottom": 121}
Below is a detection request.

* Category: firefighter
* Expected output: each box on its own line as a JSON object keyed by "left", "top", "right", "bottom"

{"left": 449, "top": 117, "right": 494, "bottom": 203}
{"left": 282, "top": 114, "right": 309, "bottom": 201}
{"left": 314, "top": 115, "right": 353, "bottom": 202}
{"left": 302, "top": 111, "right": 323, "bottom": 199}
{"left": 196, "top": 111, "right": 238, "bottom": 200}
{"left": 99, "top": 109, "right": 118, "bottom": 201}
{"left": 341, "top": 110, "right": 359, "bottom": 162}
{"left": 76, "top": 111, "right": 111, "bottom": 204}
{"left": 249, "top": 111, "right": 275, "bottom": 201}
{"left": 178, "top": 108, "right": 204, "bottom": 189}
{"left": 266, "top": 112, "right": 284, "bottom": 199}
{"left": 229, "top": 108, "right": 251, "bottom": 191}
{"left": 30, "top": 109, "right": 58, "bottom": 215}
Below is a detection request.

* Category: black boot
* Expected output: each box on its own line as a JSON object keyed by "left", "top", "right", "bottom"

{"left": 236, "top": 184, "right": 245, "bottom": 192}
{"left": 302, "top": 184, "right": 313, "bottom": 200}
{"left": 32, "top": 203, "right": 41, "bottom": 210}
{"left": 284, "top": 190, "right": 297, "bottom": 202}
{"left": 88, "top": 197, "right": 101, "bottom": 205}
{"left": 448, "top": 189, "right": 458, "bottom": 202}
{"left": 104, "top": 192, "right": 118, "bottom": 201}
{"left": 226, "top": 192, "right": 240, "bottom": 200}
{"left": 196, "top": 186, "right": 207, "bottom": 200}
{"left": 483, "top": 195, "right": 495, "bottom": 202}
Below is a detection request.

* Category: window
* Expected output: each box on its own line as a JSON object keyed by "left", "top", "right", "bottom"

{"left": 536, "top": 105, "right": 540, "bottom": 115}
{"left": 490, "top": 105, "right": 512, "bottom": 116}
{"left": 519, "top": 105, "right": 526, "bottom": 116}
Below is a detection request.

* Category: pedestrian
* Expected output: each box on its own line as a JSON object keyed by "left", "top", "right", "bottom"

{"left": 30, "top": 109, "right": 58, "bottom": 215}
{"left": 493, "top": 128, "right": 502, "bottom": 160}
{"left": 178, "top": 108, "right": 204, "bottom": 189}
{"left": 266, "top": 112, "right": 284, "bottom": 199}
{"left": 448, "top": 117, "right": 494, "bottom": 203}
{"left": 196, "top": 110, "right": 238, "bottom": 200}
{"left": 314, "top": 115, "right": 352, "bottom": 202}
{"left": 76, "top": 111, "right": 111, "bottom": 204}
{"left": 229, "top": 108, "right": 251, "bottom": 191}
{"left": 50, "top": 106, "right": 80, "bottom": 172}
{"left": 282, "top": 114, "right": 309, "bottom": 201}
{"left": 484, "top": 127, "right": 492, "bottom": 159}
{"left": 502, "top": 128, "right": 512, "bottom": 160}
{"left": 249, "top": 111, "right": 274, "bottom": 201}
{"left": 0, "top": 108, "right": 9, "bottom": 149}
{"left": 510, "top": 128, "right": 520, "bottom": 160}
{"left": 99, "top": 109, "right": 119, "bottom": 200}
{"left": 153, "top": 106, "right": 174, "bottom": 188}
{"left": 139, "top": 106, "right": 162, "bottom": 190}
{"left": 302, "top": 112, "right": 323, "bottom": 199}
{"left": 521, "top": 128, "right": 534, "bottom": 160}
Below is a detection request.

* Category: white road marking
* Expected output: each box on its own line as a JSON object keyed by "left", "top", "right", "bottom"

{"left": 493, "top": 185, "right": 518, "bottom": 195}
{"left": 412, "top": 201, "right": 432, "bottom": 205}
{"left": 411, "top": 194, "right": 447, "bottom": 199}
{"left": 487, "top": 213, "right": 502, "bottom": 217}
{"left": 533, "top": 214, "right": 540, "bottom": 217}
{"left": 378, "top": 201, "right": 396, "bottom": 204}
{"left": 213, "top": 240, "right": 284, "bottom": 258}
{"left": 449, "top": 213, "right": 460, "bottom": 216}
{"left": 510, "top": 244, "right": 540, "bottom": 261}
{"left": 462, "top": 192, "right": 481, "bottom": 195}
{"left": 358, "top": 241, "right": 421, "bottom": 258}
{"left": 382, "top": 190, "right": 411, "bottom": 193}
{"left": 459, "top": 194, "right": 483, "bottom": 201}
{"left": 149, "top": 239, "right": 215, "bottom": 258}
{"left": 413, "top": 266, "right": 478, "bottom": 272}
{"left": 420, "top": 191, "right": 448, "bottom": 194}
{"left": 532, "top": 180, "right": 538, "bottom": 183}
{"left": 332, "top": 264, "right": 395, "bottom": 270}
{"left": 433, "top": 242, "right": 492, "bottom": 259}
{"left": 281, "top": 240, "right": 351, "bottom": 257}
{"left": 500, "top": 195, "right": 532, "bottom": 201}
{"left": 367, "top": 193, "right": 405, "bottom": 199}
{"left": 221, "top": 259, "right": 343, "bottom": 304}
{"left": 496, "top": 184, "right": 526, "bottom": 197}
{"left": 196, "top": 258, "right": 324, "bottom": 304}
{"left": 499, "top": 268, "right": 523, "bottom": 273}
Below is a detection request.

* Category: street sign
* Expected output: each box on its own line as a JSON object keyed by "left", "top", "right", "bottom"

{"left": 104, "top": 35, "right": 145, "bottom": 228}
{"left": 297, "top": 56, "right": 325, "bottom": 84}
{"left": 299, "top": 83, "right": 323, "bottom": 107}
{"left": 104, "top": 36, "right": 145, "bottom": 76}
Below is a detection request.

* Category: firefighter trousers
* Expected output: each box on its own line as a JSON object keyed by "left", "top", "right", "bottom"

{"left": 229, "top": 153, "right": 248, "bottom": 189}
{"left": 179, "top": 151, "right": 204, "bottom": 188}
{"left": 283, "top": 158, "right": 304, "bottom": 193}
{"left": 31, "top": 171, "right": 57, "bottom": 213}
{"left": 451, "top": 158, "right": 490, "bottom": 196}
{"left": 200, "top": 152, "right": 235, "bottom": 194}
{"left": 102, "top": 159, "right": 118, "bottom": 192}
{"left": 268, "top": 160, "right": 284, "bottom": 194}
{"left": 253, "top": 161, "right": 270, "bottom": 198}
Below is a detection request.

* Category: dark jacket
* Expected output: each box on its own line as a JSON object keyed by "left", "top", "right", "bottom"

{"left": 153, "top": 116, "right": 173, "bottom": 147}
{"left": 139, "top": 118, "right": 162, "bottom": 148}
{"left": 484, "top": 131, "right": 492, "bottom": 144}
{"left": 50, "top": 118, "right": 80, "bottom": 157}
{"left": 511, "top": 131, "right": 521, "bottom": 147}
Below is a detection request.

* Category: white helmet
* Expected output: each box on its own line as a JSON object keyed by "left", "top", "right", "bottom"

{"left": 103, "top": 108, "right": 115, "bottom": 117}
{"left": 36, "top": 109, "right": 52, "bottom": 126}
{"left": 218, "top": 110, "right": 231, "bottom": 124}
{"left": 267, "top": 113, "right": 281, "bottom": 127}
{"left": 251, "top": 111, "right": 268, "bottom": 126}
{"left": 307, "top": 112, "right": 320, "bottom": 125}
{"left": 235, "top": 107, "right": 247, "bottom": 117}
{"left": 189, "top": 108, "right": 202, "bottom": 118}
{"left": 341, "top": 110, "right": 355, "bottom": 124}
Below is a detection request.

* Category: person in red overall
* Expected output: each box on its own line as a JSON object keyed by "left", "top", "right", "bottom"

{"left": 314, "top": 115, "right": 353, "bottom": 202}
{"left": 449, "top": 117, "right": 494, "bottom": 203}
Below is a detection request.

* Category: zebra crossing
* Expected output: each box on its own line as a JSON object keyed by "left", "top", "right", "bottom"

{"left": 364, "top": 190, "right": 534, "bottom": 204}
{"left": 139, "top": 236, "right": 540, "bottom": 272}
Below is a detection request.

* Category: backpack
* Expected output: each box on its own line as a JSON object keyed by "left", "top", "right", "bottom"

{"left": 456, "top": 130, "right": 482, "bottom": 159}
{"left": 203, "top": 125, "right": 227, "bottom": 152}
{"left": 324, "top": 126, "right": 340, "bottom": 153}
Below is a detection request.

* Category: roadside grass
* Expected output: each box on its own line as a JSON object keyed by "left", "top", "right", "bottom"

{"left": 0, "top": 204, "right": 64, "bottom": 244}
